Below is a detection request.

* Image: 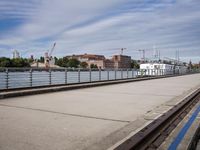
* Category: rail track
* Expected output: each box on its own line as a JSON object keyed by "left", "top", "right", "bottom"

{"left": 115, "top": 88, "right": 200, "bottom": 150}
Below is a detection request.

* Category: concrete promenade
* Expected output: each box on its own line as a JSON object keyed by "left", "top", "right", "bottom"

{"left": 0, "top": 74, "right": 200, "bottom": 150}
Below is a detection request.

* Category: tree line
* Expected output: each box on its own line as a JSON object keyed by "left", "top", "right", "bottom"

{"left": 0, "top": 56, "right": 140, "bottom": 69}
{"left": 0, "top": 57, "right": 31, "bottom": 67}
{"left": 55, "top": 57, "right": 91, "bottom": 68}
{"left": 0, "top": 57, "right": 98, "bottom": 68}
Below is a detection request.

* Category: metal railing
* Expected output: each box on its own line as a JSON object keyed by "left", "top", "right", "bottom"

{"left": 0, "top": 68, "right": 199, "bottom": 90}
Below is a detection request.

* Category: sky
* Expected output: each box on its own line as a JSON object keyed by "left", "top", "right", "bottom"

{"left": 0, "top": 0, "right": 200, "bottom": 63}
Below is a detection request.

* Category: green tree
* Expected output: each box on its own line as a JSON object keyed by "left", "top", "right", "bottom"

{"left": 12, "top": 58, "right": 30, "bottom": 67}
{"left": 80, "top": 62, "right": 88, "bottom": 68}
{"left": 54, "top": 57, "right": 58, "bottom": 65}
{"left": 38, "top": 57, "right": 44, "bottom": 63}
{"left": 0, "top": 57, "right": 12, "bottom": 67}
{"left": 56, "top": 57, "right": 69, "bottom": 67}
{"left": 56, "top": 58, "right": 63, "bottom": 67}
{"left": 131, "top": 60, "right": 139, "bottom": 69}
{"left": 62, "top": 57, "right": 69, "bottom": 67}
{"left": 90, "top": 64, "right": 98, "bottom": 69}
{"left": 67, "top": 58, "right": 80, "bottom": 68}
{"left": 0, "top": 57, "right": 31, "bottom": 67}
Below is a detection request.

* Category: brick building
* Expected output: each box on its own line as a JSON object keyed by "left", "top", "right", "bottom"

{"left": 112, "top": 55, "right": 131, "bottom": 69}
{"left": 66, "top": 53, "right": 131, "bottom": 69}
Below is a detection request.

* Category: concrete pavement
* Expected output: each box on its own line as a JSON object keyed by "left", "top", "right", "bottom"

{"left": 0, "top": 74, "right": 200, "bottom": 150}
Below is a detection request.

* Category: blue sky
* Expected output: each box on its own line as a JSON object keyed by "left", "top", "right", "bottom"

{"left": 0, "top": 0, "right": 200, "bottom": 63}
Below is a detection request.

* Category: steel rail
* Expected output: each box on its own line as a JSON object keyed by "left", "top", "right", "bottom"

{"left": 115, "top": 88, "right": 200, "bottom": 150}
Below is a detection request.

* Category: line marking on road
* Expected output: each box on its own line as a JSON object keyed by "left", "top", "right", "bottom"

{"left": 0, "top": 104, "right": 131, "bottom": 123}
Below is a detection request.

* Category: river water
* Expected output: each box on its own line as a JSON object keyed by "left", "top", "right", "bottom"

{"left": 0, "top": 70, "right": 137, "bottom": 89}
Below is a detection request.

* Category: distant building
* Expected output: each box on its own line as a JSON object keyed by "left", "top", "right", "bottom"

{"left": 12, "top": 50, "right": 20, "bottom": 59}
{"left": 66, "top": 54, "right": 105, "bottom": 69}
{"left": 112, "top": 55, "right": 131, "bottom": 69}
{"left": 104, "top": 59, "right": 114, "bottom": 69}
{"left": 140, "top": 61, "right": 187, "bottom": 75}
{"left": 66, "top": 54, "right": 105, "bottom": 62}
{"left": 66, "top": 53, "right": 131, "bottom": 69}
{"left": 31, "top": 61, "right": 60, "bottom": 68}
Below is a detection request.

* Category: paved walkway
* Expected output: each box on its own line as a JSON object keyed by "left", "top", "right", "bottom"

{"left": 0, "top": 74, "right": 200, "bottom": 150}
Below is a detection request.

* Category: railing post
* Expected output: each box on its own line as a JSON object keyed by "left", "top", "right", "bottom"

{"left": 78, "top": 68, "right": 80, "bottom": 83}
{"left": 127, "top": 69, "right": 129, "bottom": 79}
{"left": 65, "top": 68, "right": 67, "bottom": 84}
{"left": 121, "top": 69, "right": 123, "bottom": 79}
{"left": 136, "top": 69, "right": 138, "bottom": 77}
{"left": 107, "top": 70, "right": 109, "bottom": 80}
{"left": 30, "top": 68, "right": 32, "bottom": 87}
{"left": 6, "top": 68, "right": 9, "bottom": 89}
{"left": 49, "top": 68, "right": 51, "bottom": 85}
{"left": 132, "top": 69, "right": 134, "bottom": 78}
{"left": 99, "top": 68, "right": 101, "bottom": 81}
{"left": 115, "top": 69, "right": 117, "bottom": 80}
{"left": 89, "top": 68, "right": 92, "bottom": 82}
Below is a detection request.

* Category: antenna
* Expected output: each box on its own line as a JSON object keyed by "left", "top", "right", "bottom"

{"left": 153, "top": 45, "right": 156, "bottom": 58}
{"left": 175, "top": 50, "right": 180, "bottom": 64}
{"left": 158, "top": 50, "right": 161, "bottom": 60}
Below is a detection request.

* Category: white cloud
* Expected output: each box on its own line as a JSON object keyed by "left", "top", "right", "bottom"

{"left": 0, "top": 0, "right": 200, "bottom": 63}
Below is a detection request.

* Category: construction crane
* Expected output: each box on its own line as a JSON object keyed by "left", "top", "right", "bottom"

{"left": 45, "top": 42, "right": 56, "bottom": 68}
{"left": 107, "top": 48, "right": 127, "bottom": 55}
{"left": 48, "top": 42, "right": 56, "bottom": 58}
{"left": 138, "top": 49, "right": 145, "bottom": 62}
